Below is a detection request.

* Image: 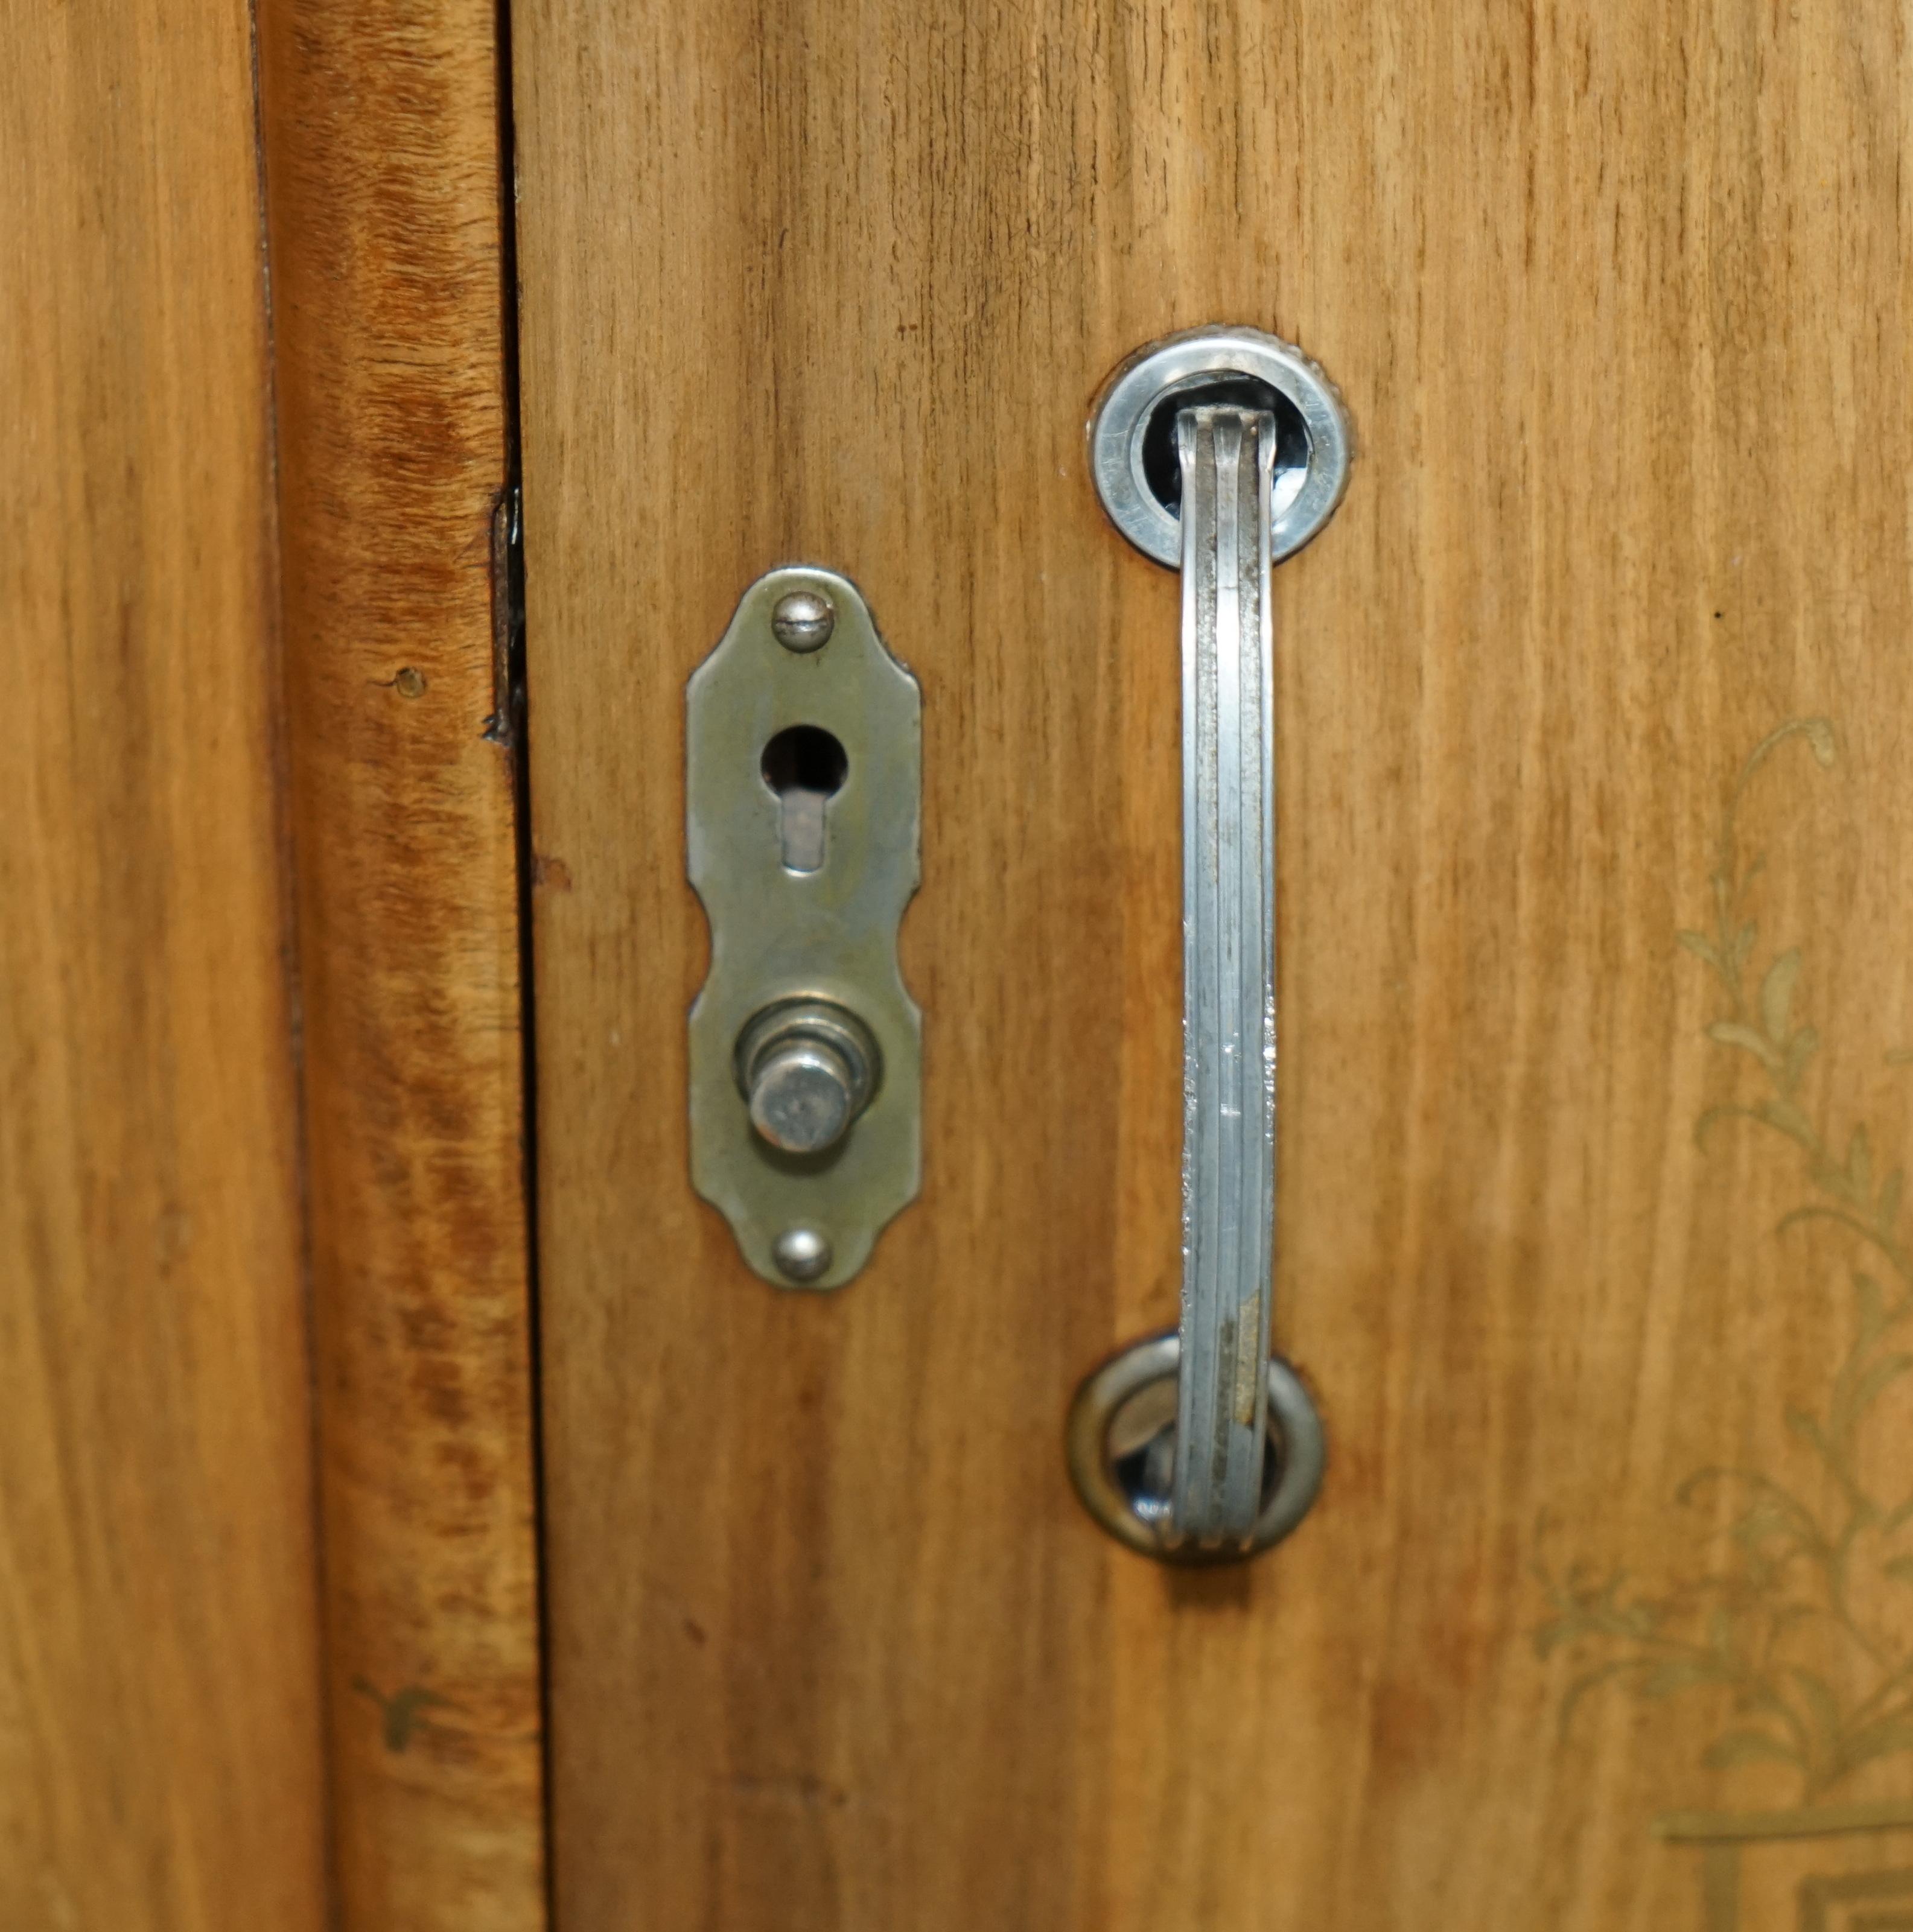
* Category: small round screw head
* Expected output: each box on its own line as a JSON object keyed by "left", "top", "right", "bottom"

{"left": 747, "top": 1038, "right": 856, "bottom": 1153}
{"left": 771, "top": 590, "right": 835, "bottom": 653}
{"left": 772, "top": 1225, "right": 833, "bottom": 1282}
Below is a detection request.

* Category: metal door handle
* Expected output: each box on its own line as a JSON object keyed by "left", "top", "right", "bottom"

{"left": 1068, "top": 328, "right": 1349, "bottom": 1561}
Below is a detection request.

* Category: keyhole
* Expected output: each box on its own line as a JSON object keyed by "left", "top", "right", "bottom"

{"left": 760, "top": 725, "right": 848, "bottom": 874}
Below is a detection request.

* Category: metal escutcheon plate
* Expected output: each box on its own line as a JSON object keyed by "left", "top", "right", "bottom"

{"left": 686, "top": 567, "right": 921, "bottom": 1289}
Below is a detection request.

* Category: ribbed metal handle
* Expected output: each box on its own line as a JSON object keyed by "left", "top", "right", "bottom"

{"left": 1174, "top": 404, "right": 1279, "bottom": 1543}
{"left": 1069, "top": 327, "right": 1348, "bottom": 1562}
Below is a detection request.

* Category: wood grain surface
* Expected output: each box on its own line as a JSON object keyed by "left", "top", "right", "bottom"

{"left": 256, "top": 2, "right": 547, "bottom": 1923}
{"left": 513, "top": 2, "right": 1913, "bottom": 1927}
{"left": 0, "top": 3, "right": 328, "bottom": 1926}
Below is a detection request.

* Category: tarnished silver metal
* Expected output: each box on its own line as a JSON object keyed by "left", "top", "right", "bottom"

{"left": 687, "top": 567, "right": 921, "bottom": 1290}
{"left": 1075, "top": 326, "right": 1349, "bottom": 1559}
{"left": 736, "top": 999, "right": 879, "bottom": 1156}
{"left": 771, "top": 589, "right": 836, "bottom": 653}
{"left": 1065, "top": 1332, "right": 1326, "bottom": 1562}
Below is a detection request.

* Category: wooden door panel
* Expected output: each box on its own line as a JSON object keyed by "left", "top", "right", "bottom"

{"left": 1, "top": 4, "right": 328, "bottom": 1924}
{"left": 513, "top": 3, "right": 1913, "bottom": 1926}
{"left": 255, "top": 4, "right": 547, "bottom": 1920}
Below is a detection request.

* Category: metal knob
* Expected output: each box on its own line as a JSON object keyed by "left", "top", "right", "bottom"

{"left": 751, "top": 1037, "right": 856, "bottom": 1150}
{"left": 736, "top": 1000, "right": 879, "bottom": 1156}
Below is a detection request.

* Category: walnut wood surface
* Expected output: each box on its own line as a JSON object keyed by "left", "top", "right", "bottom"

{"left": 514, "top": 2, "right": 1913, "bottom": 1927}
{"left": 256, "top": 3, "right": 547, "bottom": 1923}
{"left": 0, "top": 4, "right": 328, "bottom": 1925}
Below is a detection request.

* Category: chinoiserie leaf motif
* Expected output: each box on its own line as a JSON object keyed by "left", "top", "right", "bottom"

{"left": 1536, "top": 719, "right": 1913, "bottom": 1803}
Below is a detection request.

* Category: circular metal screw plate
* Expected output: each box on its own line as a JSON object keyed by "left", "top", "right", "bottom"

{"left": 1065, "top": 1330, "right": 1326, "bottom": 1562}
{"left": 1089, "top": 325, "right": 1351, "bottom": 568}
